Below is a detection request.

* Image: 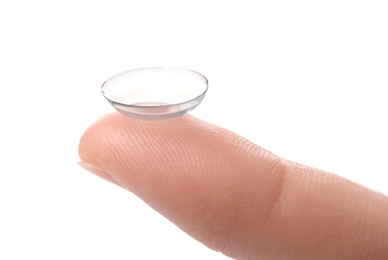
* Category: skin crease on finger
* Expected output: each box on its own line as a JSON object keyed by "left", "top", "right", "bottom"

{"left": 78, "top": 113, "right": 388, "bottom": 260}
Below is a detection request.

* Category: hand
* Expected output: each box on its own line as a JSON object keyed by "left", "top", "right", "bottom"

{"left": 78, "top": 113, "right": 388, "bottom": 259}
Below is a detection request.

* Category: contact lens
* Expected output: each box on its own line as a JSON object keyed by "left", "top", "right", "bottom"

{"left": 101, "top": 67, "right": 208, "bottom": 119}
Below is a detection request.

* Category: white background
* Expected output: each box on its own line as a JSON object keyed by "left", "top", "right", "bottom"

{"left": 1, "top": 0, "right": 387, "bottom": 259}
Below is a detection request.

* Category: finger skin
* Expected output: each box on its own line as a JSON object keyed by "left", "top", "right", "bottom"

{"left": 78, "top": 113, "right": 388, "bottom": 259}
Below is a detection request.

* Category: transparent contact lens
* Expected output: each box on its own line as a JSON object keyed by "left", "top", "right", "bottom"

{"left": 101, "top": 67, "right": 208, "bottom": 119}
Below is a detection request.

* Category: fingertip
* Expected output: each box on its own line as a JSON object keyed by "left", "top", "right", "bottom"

{"left": 77, "top": 113, "right": 287, "bottom": 258}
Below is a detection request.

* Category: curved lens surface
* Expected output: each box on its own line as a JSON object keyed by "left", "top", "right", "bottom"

{"left": 101, "top": 67, "right": 208, "bottom": 119}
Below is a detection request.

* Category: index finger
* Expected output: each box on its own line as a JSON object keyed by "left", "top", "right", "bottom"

{"left": 79, "top": 113, "right": 388, "bottom": 259}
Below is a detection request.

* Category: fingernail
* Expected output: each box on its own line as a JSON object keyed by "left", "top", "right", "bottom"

{"left": 77, "top": 161, "right": 123, "bottom": 188}
{"left": 77, "top": 161, "right": 106, "bottom": 175}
